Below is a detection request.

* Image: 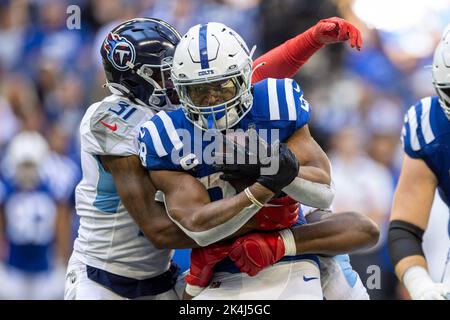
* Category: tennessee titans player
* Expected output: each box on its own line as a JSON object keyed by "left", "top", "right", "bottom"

{"left": 138, "top": 22, "right": 378, "bottom": 299}
{"left": 389, "top": 25, "right": 450, "bottom": 300}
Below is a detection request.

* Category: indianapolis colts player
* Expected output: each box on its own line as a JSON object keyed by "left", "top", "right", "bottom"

{"left": 389, "top": 25, "right": 450, "bottom": 300}
{"left": 65, "top": 16, "right": 369, "bottom": 300}
{"left": 138, "top": 22, "right": 378, "bottom": 299}
{"left": 0, "top": 132, "right": 69, "bottom": 299}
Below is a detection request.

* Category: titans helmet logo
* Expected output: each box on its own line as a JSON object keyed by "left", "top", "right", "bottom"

{"left": 103, "top": 32, "right": 136, "bottom": 71}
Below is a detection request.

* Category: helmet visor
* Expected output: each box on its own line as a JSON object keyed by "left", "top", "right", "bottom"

{"left": 186, "top": 78, "right": 238, "bottom": 108}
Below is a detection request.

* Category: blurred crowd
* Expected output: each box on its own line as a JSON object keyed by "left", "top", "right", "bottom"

{"left": 0, "top": 0, "right": 449, "bottom": 299}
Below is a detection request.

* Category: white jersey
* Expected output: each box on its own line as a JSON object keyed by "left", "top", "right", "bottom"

{"left": 73, "top": 94, "right": 173, "bottom": 280}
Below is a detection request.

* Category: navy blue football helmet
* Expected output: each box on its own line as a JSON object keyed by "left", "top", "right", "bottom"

{"left": 100, "top": 18, "right": 181, "bottom": 110}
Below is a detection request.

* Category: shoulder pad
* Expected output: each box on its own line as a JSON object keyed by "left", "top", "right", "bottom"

{"left": 138, "top": 109, "right": 187, "bottom": 170}
{"left": 251, "top": 78, "right": 311, "bottom": 129}
{"left": 401, "top": 97, "right": 437, "bottom": 158}
{"left": 85, "top": 99, "right": 153, "bottom": 156}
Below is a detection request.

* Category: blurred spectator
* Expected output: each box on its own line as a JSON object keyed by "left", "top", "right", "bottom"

{"left": 0, "top": 131, "right": 71, "bottom": 299}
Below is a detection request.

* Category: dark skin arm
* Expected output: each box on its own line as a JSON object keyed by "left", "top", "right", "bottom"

{"left": 54, "top": 203, "right": 72, "bottom": 263}
{"left": 101, "top": 155, "right": 197, "bottom": 249}
{"left": 297, "top": 209, "right": 380, "bottom": 255}
{"left": 101, "top": 155, "right": 258, "bottom": 248}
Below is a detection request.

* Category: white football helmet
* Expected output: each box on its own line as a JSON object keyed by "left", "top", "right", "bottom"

{"left": 432, "top": 24, "right": 450, "bottom": 119}
{"left": 171, "top": 22, "right": 255, "bottom": 130}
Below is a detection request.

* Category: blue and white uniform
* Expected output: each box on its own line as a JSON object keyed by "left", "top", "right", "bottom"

{"left": 402, "top": 96, "right": 450, "bottom": 286}
{"left": 65, "top": 95, "right": 179, "bottom": 300}
{"left": 139, "top": 78, "right": 323, "bottom": 299}
{"left": 0, "top": 175, "right": 65, "bottom": 299}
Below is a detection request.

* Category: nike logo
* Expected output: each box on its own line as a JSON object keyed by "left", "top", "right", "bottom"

{"left": 303, "top": 275, "right": 318, "bottom": 282}
{"left": 100, "top": 120, "right": 117, "bottom": 131}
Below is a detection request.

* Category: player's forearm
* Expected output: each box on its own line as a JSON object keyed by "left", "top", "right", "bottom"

{"left": 55, "top": 204, "right": 72, "bottom": 263}
{"left": 172, "top": 183, "right": 273, "bottom": 246}
{"left": 394, "top": 255, "right": 428, "bottom": 282}
{"left": 282, "top": 166, "right": 333, "bottom": 209}
{"left": 388, "top": 219, "right": 428, "bottom": 281}
{"left": 187, "top": 183, "right": 273, "bottom": 230}
{"left": 292, "top": 211, "right": 379, "bottom": 255}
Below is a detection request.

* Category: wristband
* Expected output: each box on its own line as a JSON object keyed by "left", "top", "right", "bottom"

{"left": 244, "top": 187, "right": 264, "bottom": 208}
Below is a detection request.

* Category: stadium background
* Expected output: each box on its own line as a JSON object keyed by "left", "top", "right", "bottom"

{"left": 0, "top": 0, "right": 449, "bottom": 299}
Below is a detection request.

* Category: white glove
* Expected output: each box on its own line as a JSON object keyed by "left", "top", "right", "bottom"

{"left": 403, "top": 266, "right": 449, "bottom": 300}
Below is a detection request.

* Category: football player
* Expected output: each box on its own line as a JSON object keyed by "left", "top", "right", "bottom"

{"left": 0, "top": 132, "right": 70, "bottom": 299}
{"left": 65, "top": 17, "right": 366, "bottom": 300}
{"left": 138, "top": 22, "right": 378, "bottom": 299}
{"left": 389, "top": 25, "right": 450, "bottom": 300}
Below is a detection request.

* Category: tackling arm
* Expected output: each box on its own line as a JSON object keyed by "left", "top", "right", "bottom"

{"left": 101, "top": 155, "right": 198, "bottom": 249}
{"left": 228, "top": 209, "right": 379, "bottom": 277}
{"left": 295, "top": 209, "right": 379, "bottom": 255}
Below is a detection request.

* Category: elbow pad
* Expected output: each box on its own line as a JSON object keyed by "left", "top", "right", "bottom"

{"left": 388, "top": 220, "right": 425, "bottom": 267}
{"left": 282, "top": 177, "right": 335, "bottom": 209}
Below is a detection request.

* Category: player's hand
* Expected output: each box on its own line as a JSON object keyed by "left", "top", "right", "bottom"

{"left": 310, "top": 17, "right": 362, "bottom": 50}
{"left": 185, "top": 242, "right": 232, "bottom": 297}
{"left": 255, "top": 196, "right": 299, "bottom": 230}
{"left": 256, "top": 142, "right": 299, "bottom": 194}
{"left": 403, "top": 266, "right": 450, "bottom": 300}
{"left": 213, "top": 129, "right": 268, "bottom": 181}
{"left": 410, "top": 282, "right": 449, "bottom": 300}
{"left": 229, "top": 232, "right": 286, "bottom": 276}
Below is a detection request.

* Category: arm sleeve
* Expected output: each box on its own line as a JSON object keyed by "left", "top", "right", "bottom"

{"left": 251, "top": 28, "right": 323, "bottom": 84}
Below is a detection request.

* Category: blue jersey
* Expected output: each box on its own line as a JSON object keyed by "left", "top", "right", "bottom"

{"left": 139, "top": 78, "right": 319, "bottom": 271}
{"left": 139, "top": 78, "right": 310, "bottom": 173}
{"left": 0, "top": 176, "right": 59, "bottom": 273}
{"left": 402, "top": 96, "right": 450, "bottom": 206}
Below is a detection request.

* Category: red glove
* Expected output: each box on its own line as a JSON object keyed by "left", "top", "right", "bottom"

{"left": 309, "top": 17, "right": 362, "bottom": 50}
{"left": 185, "top": 242, "right": 231, "bottom": 296}
{"left": 255, "top": 196, "right": 299, "bottom": 230}
{"left": 229, "top": 232, "right": 287, "bottom": 276}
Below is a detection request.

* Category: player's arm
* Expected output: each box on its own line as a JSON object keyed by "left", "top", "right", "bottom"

{"left": 388, "top": 154, "right": 448, "bottom": 299}
{"left": 101, "top": 155, "right": 200, "bottom": 249}
{"left": 251, "top": 17, "right": 362, "bottom": 83}
{"left": 149, "top": 169, "right": 276, "bottom": 247}
{"left": 228, "top": 209, "right": 379, "bottom": 277}
{"left": 54, "top": 202, "right": 72, "bottom": 263}
{"left": 282, "top": 124, "right": 334, "bottom": 209}
{"left": 296, "top": 209, "right": 379, "bottom": 255}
